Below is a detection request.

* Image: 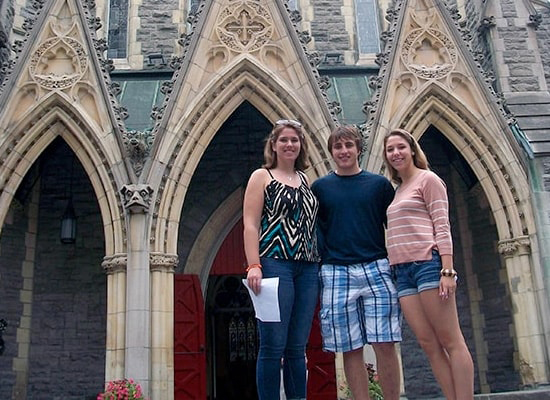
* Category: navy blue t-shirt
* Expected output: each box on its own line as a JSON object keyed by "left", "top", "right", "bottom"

{"left": 311, "top": 170, "right": 395, "bottom": 265}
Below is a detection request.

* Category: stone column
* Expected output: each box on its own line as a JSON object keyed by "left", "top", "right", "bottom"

{"left": 498, "top": 236, "right": 549, "bottom": 386}
{"left": 102, "top": 253, "right": 128, "bottom": 382}
{"left": 150, "top": 252, "right": 178, "bottom": 400}
{"left": 120, "top": 184, "right": 154, "bottom": 395}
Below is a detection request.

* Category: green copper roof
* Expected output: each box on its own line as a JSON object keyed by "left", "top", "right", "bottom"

{"left": 111, "top": 70, "right": 376, "bottom": 130}
{"left": 111, "top": 72, "right": 170, "bottom": 131}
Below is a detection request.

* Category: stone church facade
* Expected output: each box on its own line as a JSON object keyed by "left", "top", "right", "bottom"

{"left": 0, "top": 0, "right": 549, "bottom": 399}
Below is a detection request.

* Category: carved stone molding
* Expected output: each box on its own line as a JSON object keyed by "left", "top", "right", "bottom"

{"left": 102, "top": 253, "right": 127, "bottom": 274}
{"left": 528, "top": 14, "right": 542, "bottom": 30}
{"left": 401, "top": 28, "right": 458, "bottom": 81}
{"left": 120, "top": 184, "right": 154, "bottom": 214}
{"left": 122, "top": 130, "right": 155, "bottom": 176}
{"left": 28, "top": 37, "right": 88, "bottom": 90}
{"left": 478, "top": 16, "right": 496, "bottom": 35}
{"left": 498, "top": 236, "right": 531, "bottom": 257}
{"left": 216, "top": 0, "right": 274, "bottom": 53}
{"left": 150, "top": 253, "right": 178, "bottom": 273}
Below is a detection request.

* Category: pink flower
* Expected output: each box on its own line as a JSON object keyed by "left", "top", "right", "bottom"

{"left": 98, "top": 379, "right": 145, "bottom": 400}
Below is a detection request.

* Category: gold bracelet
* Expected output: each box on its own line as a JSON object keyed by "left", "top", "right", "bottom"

{"left": 246, "top": 263, "right": 262, "bottom": 272}
{"left": 440, "top": 268, "right": 457, "bottom": 278}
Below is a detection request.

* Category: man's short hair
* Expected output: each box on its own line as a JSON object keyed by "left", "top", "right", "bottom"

{"left": 327, "top": 125, "right": 363, "bottom": 154}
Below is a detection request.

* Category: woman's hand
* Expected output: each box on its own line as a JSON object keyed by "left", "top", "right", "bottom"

{"left": 247, "top": 267, "right": 263, "bottom": 295}
{"left": 439, "top": 276, "right": 457, "bottom": 300}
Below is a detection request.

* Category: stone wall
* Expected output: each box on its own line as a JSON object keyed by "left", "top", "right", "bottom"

{"left": 309, "top": 0, "right": 351, "bottom": 54}
{"left": 0, "top": 200, "right": 26, "bottom": 399}
{"left": 137, "top": 0, "right": 179, "bottom": 58}
{"left": 0, "top": 140, "right": 107, "bottom": 399}
{"left": 536, "top": 8, "right": 550, "bottom": 94}
{"left": 497, "top": 0, "right": 541, "bottom": 92}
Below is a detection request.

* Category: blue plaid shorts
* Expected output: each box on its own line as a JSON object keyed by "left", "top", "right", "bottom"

{"left": 319, "top": 258, "right": 402, "bottom": 353}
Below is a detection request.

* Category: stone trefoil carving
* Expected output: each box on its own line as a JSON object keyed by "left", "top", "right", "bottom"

{"left": 401, "top": 28, "right": 458, "bottom": 80}
{"left": 28, "top": 36, "right": 89, "bottom": 90}
{"left": 120, "top": 184, "right": 154, "bottom": 214}
{"left": 216, "top": 0, "right": 273, "bottom": 53}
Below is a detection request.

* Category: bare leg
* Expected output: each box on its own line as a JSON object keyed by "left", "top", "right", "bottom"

{"left": 400, "top": 293, "right": 456, "bottom": 400}
{"left": 372, "top": 342, "right": 400, "bottom": 400}
{"left": 343, "top": 347, "right": 371, "bottom": 400}
{"left": 419, "top": 289, "right": 474, "bottom": 400}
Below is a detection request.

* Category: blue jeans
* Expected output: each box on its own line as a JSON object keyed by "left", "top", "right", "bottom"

{"left": 256, "top": 257, "right": 320, "bottom": 400}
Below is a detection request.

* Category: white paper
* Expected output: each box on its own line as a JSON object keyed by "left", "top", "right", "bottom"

{"left": 242, "top": 277, "right": 281, "bottom": 322}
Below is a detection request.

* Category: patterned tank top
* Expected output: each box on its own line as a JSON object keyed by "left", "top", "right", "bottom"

{"left": 259, "top": 169, "right": 319, "bottom": 262}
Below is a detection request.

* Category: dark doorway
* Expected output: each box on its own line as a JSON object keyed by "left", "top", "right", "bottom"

{"left": 206, "top": 275, "right": 258, "bottom": 400}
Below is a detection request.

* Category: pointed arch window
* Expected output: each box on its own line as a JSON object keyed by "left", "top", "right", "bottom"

{"left": 355, "top": 0, "right": 381, "bottom": 54}
{"left": 107, "top": 0, "right": 129, "bottom": 59}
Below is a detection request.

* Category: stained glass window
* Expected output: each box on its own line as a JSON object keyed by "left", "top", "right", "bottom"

{"left": 355, "top": 0, "right": 381, "bottom": 54}
{"left": 107, "top": 0, "right": 129, "bottom": 59}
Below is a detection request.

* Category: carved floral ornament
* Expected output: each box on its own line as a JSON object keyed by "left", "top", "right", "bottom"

{"left": 28, "top": 36, "right": 88, "bottom": 90}
{"left": 102, "top": 254, "right": 127, "bottom": 274}
{"left": 216, "top": 0, "right": 274, "bottom": 53}
{"left": 498, "top": 237, "right": 531, "bottom": 257}
{"left": 150, "top": 253, "right": 179, "bottom": 272}
{"left": 401, "top": 28, "right": 457, "bottom": 80}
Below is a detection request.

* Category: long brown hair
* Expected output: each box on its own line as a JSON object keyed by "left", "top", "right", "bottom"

{"left": 262, "top": 121, "right": 309, "bottom": 170}
{"left": 383, "top": 128, "right": 429, "bottom": 184}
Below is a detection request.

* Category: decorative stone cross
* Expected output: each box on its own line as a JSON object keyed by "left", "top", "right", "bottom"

{"left": 224, "top": 10, "right": 265, "bottom": 46}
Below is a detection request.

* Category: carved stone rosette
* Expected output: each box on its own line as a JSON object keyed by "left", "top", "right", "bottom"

{"left": 150, "top": 253, "right": 178, "bottom": 273}
{"left": 120, "top": 184, "right": 154, "bottom": 214}
{"left": 498, "top": 236, "right": 531, "bottom": 257}
{"left": 102, "top": 253, "right": 128, "bottom": 274}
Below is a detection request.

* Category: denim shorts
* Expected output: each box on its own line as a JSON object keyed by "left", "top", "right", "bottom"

{"left": 392, "top": 250, "right": 442, "bottom": 298}
{"left": 319, "top": 258, "right": 402, "bottom": 353}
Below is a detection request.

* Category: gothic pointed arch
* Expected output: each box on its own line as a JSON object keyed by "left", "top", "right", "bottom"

{"left": 149, "top": 57, "right": 333, "bottom": 255}
{"left": 369, "top": 81, "right": 531, "bottom": 243}
{"left": 0, "top": 93, "right": 126, "bottom": 255}
{"left": 366, "top": 0, "right": 549, "bottom": 384}
{"left": 185, "top": 188, "right": 244, "bottom": 292}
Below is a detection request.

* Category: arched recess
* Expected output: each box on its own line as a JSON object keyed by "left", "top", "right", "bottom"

{"left": 150, "top": 56, "right": 334, "bottom": 256}
{"left": 368, "top": 83, "right": 533, "bottom": 242}
{"left": 185, "top": 188, "right": 244, "bottom": 293}
{"left": 0, "top": 94, "right": 127, "bottom": 256}
{"left": 367, "top": 82, "right": 549, "bottom": 383}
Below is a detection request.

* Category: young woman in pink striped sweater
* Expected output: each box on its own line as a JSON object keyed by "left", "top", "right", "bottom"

{"left": 383, "top": 128, "right": 474, "bottom": 400}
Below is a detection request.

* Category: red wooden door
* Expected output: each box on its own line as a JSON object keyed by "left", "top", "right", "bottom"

{"left": 307, "top": 303, "right": 337, "bottom": 399}
{"left": 174, "top": 274, "right": 206, "bottom": 399}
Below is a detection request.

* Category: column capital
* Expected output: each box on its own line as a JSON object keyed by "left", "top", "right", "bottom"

{"left": 102, "top": 253, "right": 127, "bottom": 274}
{"left": 150, "top": 252, "right": 178, "bottom": 273}
{"left": 497, "top": 236, "right": 531, "bottom": 257}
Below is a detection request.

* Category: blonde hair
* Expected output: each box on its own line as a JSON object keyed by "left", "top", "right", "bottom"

{"left": 383, "top": 128, "right": 429, "bottom": 184}
{"left": 262, "top": 122, "right": 309, "bottom": 170}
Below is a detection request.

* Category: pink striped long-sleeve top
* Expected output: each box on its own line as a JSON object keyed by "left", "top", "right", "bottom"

{"left": 386, "top": 169, "right": 452, "bottom": 266}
